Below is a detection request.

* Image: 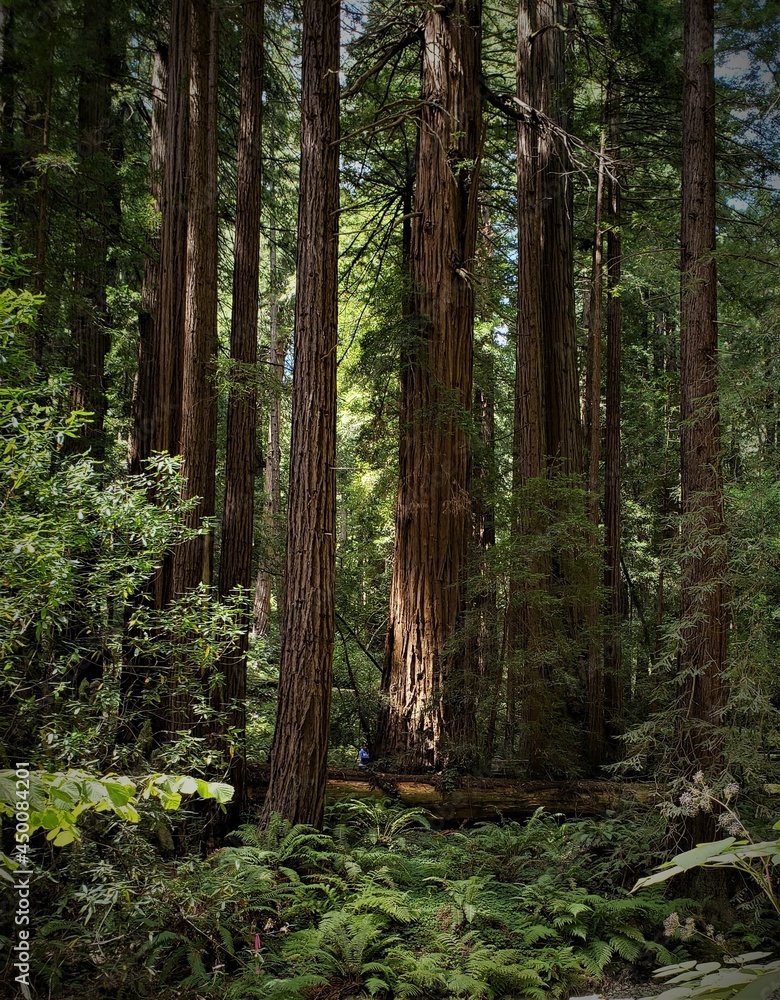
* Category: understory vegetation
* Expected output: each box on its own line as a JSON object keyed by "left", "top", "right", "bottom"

{"left": 3, "top": 0, "right": 780, "bottom": 994}
{"left": 7, "top": 797, "right": 780, "bottom": 999}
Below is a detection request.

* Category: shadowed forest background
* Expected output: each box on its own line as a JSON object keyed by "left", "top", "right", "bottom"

{"left": 1, "top": 0, "right": 780, "bottom": 996}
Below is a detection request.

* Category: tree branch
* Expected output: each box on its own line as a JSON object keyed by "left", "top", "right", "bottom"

{"left": 342, "top": 28, "right": 422, "bottom": 100}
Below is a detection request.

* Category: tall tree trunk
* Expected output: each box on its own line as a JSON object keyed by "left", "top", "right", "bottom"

{"left": 508, "top": 0, "right": 546, "bottom": 765}
{"left": 120, "top": 44, "right": 168, "bottom": 739}
{"left": 603, "top": 74, "right": 623, "bottom": 744}
{"left": 259, "top": 0, "right": 339, "bottom": 830}
{"left": 253, "top": 234, "right": 284, "bottom": 637}
{"left": 166, "top": 0, "right": 219, "bottom": 741}
{"left": 585, "top": 136, "right": 606, "bottom": 765}
{"left": 678, "top": 0, "right": 726, "bottom": 789}
{"left": 171, "top": 0, "right": 219, "bottom": 599}
{"left": 216, "top": 0, "right": 264, "bottom": 823}
{"left": 68, "top": 0, "right": 118, "bottom": 460}
{"left": 512, "top": 0, "right": 585, "bottom": 775}
{"left": 129, "top": 44, "right": 167, "bottom": 477}
{"left": 151, "top": 0, "right": 189, "bottom": 611}
{"left": 377, "top": 0, "right": 482, "bottom": 770}
{"left": 537, "top": 0, "right": 582, "bottom": 475}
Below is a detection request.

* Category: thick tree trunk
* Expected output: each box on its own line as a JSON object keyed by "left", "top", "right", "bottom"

{"left": 68, "top": 0, "right": 118, "bottom": 460}
{"left": 603, "top": 78, "right": 624, "bottom": 743}
{"left": 249, "top": 765, "right": 664, "bottom": 822}
{"left": 216, "top": 0, "right": 264, "bottom": 822}
{"left": 259, "top": 0, "right": 340, "bottom": 830}
{"left": 377, "top": 0, "right": 482, "bottom": 770}
{"left": 678, "top": 0, "right": 726, "bottom": 782}
{"left": 585, "top": 138, "right": 606, "bottom": 765}
{"left": 508, "top": 0, "right": 546, "bottom": 766}
{"left": 537, "top": 0, "right": 582, "bottom": 476}
{"left": 129, "top": 44, "right": 167, "bottom": 477}
{"left": 151, "top": 0, "right": 189, "bottom": 611}
{"left": 171, "top": 0, "right": 219, "bottom": 599}
{"left": 512, "top": 0, "right": 583, "bottom": 775}
{"left": 165, "top": 0, "right": 219, "bottom": 741}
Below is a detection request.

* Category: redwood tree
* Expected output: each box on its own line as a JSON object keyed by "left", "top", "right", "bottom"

{"left": 506, "top": 0, "right": 546, "bottom": 760}
{"left": 259, "top": 0, "right": 340, "bottom": 829}
{"left": 377, "top": 0, "right": 482, "bottom": 770}
{"left": 171, "top": 0, "right": 219, "bottom": 599}
{"left": 678, "top": 0, "right": 726, "bottom": 775}
{"left": 217, "top": 0, "right": 264, "bottom": 815}
{"left": 151, "top": 0, "right": 189, "bottom": 610}
{"left": 510, "top": 0, "right": 583, "bottom": 775}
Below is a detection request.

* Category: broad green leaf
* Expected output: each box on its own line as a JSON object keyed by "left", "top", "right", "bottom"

{"left": 730, "top": 969, "right": 780, "bottom": 1000}
{"left": 656, "top": 986, "right": 697, "bottom": 1000}
{"left": 50, "top": 829, "right": 77, "bottom": 847}
{"left": 668, "top": 971, "right": 706, "bottom": 984}
{"left": 173, "top": 776, "right": 199, "bottom": 795}
{"left": 656, "top": 962, "right": 699, "bottom": 978}
{"left": 671, "top": 838, "right": 737, "bottom": 870}
{"left": 700, "top": 970, "right": 756, "bottom": 988}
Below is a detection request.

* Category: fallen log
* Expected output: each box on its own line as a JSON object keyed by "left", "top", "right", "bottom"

{"left": 245, "top": 765, "right": 662, "bottom": 822}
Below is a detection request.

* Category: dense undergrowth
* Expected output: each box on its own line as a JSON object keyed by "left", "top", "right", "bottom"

{"left": 6, "top": 798, "right": 778, "bottom": 1000}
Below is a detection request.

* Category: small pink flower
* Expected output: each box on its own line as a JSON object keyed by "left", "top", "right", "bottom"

{"left": 254, "top": 933, "right": 261, "bottom": 953}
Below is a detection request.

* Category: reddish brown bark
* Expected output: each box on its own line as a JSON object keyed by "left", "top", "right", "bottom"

{"left": 171, "top": 0, "right": 219, "bottom": 600}
{"left": 151, "top": 0, "right": 189, "bottom": 610}
{"left": 377, "top": 0, "right": 482, "bottom": 770}
{"left": 507, "top": 0, "right": 546, "bottom": 762}
{"left": 537, "top": 0, "right": 582, "bottom": 475}
{"left": 220, "top": 0, "right": 263, "bottom": 606}
{"left": 259, "top": 0, "right": 340, "bottom": 829}
{"left": 216, "top": 0, "right": 264, "bottom": 819}
{"left": 511, "top": 0, "right": 583, "bottom": 775}
{"left": 678, "top": 0, "right": 726, "bottom": 772}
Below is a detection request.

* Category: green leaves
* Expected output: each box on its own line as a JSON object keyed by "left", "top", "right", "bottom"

{"left": 0, "top": 768, "right": 233, "bottom": 864}
{"left": 633, "top": 837, "right": 739, "bottom": 890}
{"left": 652, "top": 955, "right": 780, "bottom": 1000}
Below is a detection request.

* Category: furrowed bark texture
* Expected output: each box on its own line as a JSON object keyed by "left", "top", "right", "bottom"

{"left": 378, "top": 0, "right": 482, "bottom": 770}
{"left": 678, "top": 0, "right": 726, "bottom": 774}
{"left": 171, "top": 0, "right": 219, "bottom": 599}
{"left": 152, "top": 0, "right": 189, "bottom": 610}
{"left": 220, "top": 0, "right": 263, "bottom": 606}
{"left": 259, "top": 0, "right": 339, "bottom": 830}
{"left": 217, "top": 0, "right": 264, "bottom": 819}
{"left": 537, "top": 0, "right": 582, "bottom": 475}
{"left": 507, "top": 0, "right": 546, "bottom": 761}
{"left": 511, "top": 0, "right": 582, "bottom": 775}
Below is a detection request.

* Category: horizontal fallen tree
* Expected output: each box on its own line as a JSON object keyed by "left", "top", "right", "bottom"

{"left": 245, "top": 766, "right": 663, "bottom": 822}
